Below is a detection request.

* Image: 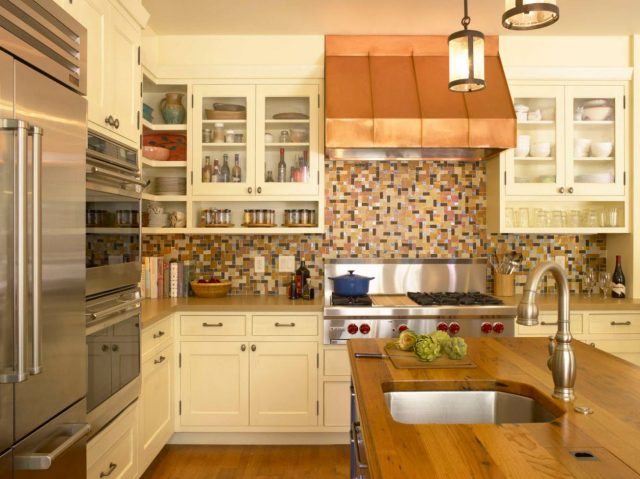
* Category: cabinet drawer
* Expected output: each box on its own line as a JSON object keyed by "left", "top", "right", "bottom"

{"left": 324, "top": 381, "right": 351, "bottom": 427}
{"left": 181, "top": 315, "right": 246, "bottom": 336}
{"left": 517, "top": 314, "right": 583, "bottom": 336}
{"left": 588, "top": 313, "right": 640, "bottom": 334}
{"left": 87, "top": 402, "right": 137, "bottom": 479}
{"left": 324, "top": 349, "right": 351, "bottom": 376}
{"left": 582, "top": 339, "right": 640, "bottom": 366}
{"left": 141, "top": 316, "right": 173, "bottom": 357}
{"left": 252, "top": 315, "right": 318, "bottom": 336}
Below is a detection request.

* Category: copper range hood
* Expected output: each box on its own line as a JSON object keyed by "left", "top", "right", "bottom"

{"left": 325, "top": 35, "right": 516, "bottom": 161}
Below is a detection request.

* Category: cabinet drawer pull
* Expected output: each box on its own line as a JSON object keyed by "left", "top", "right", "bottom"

{"left": 540, "top": 321, "right": 558, "bottom": 326}
{"left": 154, "top": 355, "right": 166, "bottom": 365}
{"left": 100, "top": 462, "right": 117, "bottom": 478}
{"left": 202, "top": 322, "right": 223, "bottom": 327}
{"left": 275, "top": 322, "right": 296, "bottom": 327}
{"left": 610, "top": 321, "right": 632, "bottom": 326}
{"left": 590, "top": 343, "right": 596, "bottom": 347}
{"left": 241, "top": 344, "right": 246, "bottom": 352}
{"left": 153, "top": 330, "right": 165, "bottom": 339}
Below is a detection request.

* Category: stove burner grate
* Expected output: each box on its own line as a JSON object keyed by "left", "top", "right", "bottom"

{"left": 407, "top": 291, "right": 504, "bottom": 306}
{"left": 331, "top": 293, "right": 373, "bottom": 306}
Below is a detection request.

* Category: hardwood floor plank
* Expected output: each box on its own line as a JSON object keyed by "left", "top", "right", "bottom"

{"left": 141, "top": 445, "right": 350, "bottom": 479}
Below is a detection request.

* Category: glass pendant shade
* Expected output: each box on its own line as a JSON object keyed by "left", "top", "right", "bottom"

{"left": 503, "top": 0, "right": 559, "bottom": 30}
{"left": 448, "top": 29, "right": 485, "bottom": 92}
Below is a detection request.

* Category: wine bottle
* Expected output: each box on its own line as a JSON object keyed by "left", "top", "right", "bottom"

{"left": 231, "top": 154, "right": 242, "bottom": 183}
{"left": 202, "top": 156, "right": 212, "bottom": 183}
{"left": 220, "top": 154, "right": 230, "bottom": 182}
{"left": 277, "top": 148, "right": 287, "bottom": 182}
{"left": 611, "top": 255, "right": 626, "bottom": 298}
{"left": 295, "top": 260, "right": 310, "bottom": 297}
{"left": 211, "top": 159, "right": 220, "bottom": 182}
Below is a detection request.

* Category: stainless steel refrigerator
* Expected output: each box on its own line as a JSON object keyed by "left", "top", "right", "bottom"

{"left": 0, "top": 1, "right": 89, "bottom": 477}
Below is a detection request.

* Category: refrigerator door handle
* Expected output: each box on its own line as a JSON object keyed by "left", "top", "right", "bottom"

{"left": 14, "top": 423, "right": 91, "bottom": 470}
{"left": 29, "top": 125, "right": 43, "bottom": 375}
{"left": 0, "top": 118, "right": 29, "bottom": 384}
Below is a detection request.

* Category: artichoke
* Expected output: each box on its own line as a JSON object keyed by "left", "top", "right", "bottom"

{"left": 414, "top": 336, "right": 442, "bottom": 362}
{"left": 397, "top": 330, "right": 418, "bottom": 351}
{"left": 444, "top": 337, "right": 468, "bottom": 360}
{"left": 430, "top": 330, "right": 452, "bottom": 348}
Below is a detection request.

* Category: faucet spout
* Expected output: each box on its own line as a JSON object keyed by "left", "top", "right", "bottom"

{"left": 516, "top": 261, "right": 576, "bottom": 401}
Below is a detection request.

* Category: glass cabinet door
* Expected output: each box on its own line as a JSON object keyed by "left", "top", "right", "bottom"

{"left": 255, "top": 84, "right": 320, "bottom": 196}
{"left": 505, "top": 85, "right": 565, "bottom": 196}
{"left": 192, "top": 85, "right": 255, "bottom": 196}
{"left": 565, "top": 85, "right": 625, "bottom": 196}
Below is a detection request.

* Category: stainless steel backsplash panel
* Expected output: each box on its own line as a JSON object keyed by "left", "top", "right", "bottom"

{"left": 324, "top": 259, "right": 488, "bottom": 303}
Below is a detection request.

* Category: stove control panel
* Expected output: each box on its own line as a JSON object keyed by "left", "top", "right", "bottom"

{"left": 323, "top": 318, "right": 514, "bottom": 344}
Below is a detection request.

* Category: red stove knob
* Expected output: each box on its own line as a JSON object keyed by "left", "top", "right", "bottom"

{"left": 398, "top": 324, "right": 409, "bottom": 333}
{"left": 493, "top": 322, "right": 505, "bottom": 334}
{"left": 436, "top": 322, "right": 449, "bottom": 332}
{"left": 480, "top": 322, "right": 493, "bottom": 334}
{"left": 347, "top": 324, "right": 359, "bottom": 335}
{"left": 449, "top": 322, "right": 461, "bottom": 335}
{"left": 359, "top": 324, "right": 371, "bottom": 334}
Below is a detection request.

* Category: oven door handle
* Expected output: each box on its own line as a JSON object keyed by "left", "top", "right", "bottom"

{"left": 86, "top": 309, "right": 140, "bottom": 337}
{"left": 87, "top": 297, "right": 141, "bottom": 321}
{"left": 86, "top": 149, "right": 138, "bottom": 173}
{"left": 351, "top": 422, "right": 368, "bottom": 469}
{"left": 88, "top": 166, "right": 148, "bottom": 187}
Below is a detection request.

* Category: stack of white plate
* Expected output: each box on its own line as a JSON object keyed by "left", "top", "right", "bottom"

{"left": 156, "top": 177, "right": 186, "bottom": 195}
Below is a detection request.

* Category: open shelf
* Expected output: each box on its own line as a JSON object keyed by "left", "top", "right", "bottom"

{"left": 86, "top": 227, "right": 139, "bottom": 234}
{"left": 142, "top": 119, "right": 187, "bottom": 134}
{"left": 142, "top": 193, "right": 188, "bottom": 202}
{"left": 142, "top": 158, "right": 187, "bottom": 168}
{"left": 266, "top": 143, "right": 310, "bottom": 147}
{"left": 574, "top": 120, "right": 614, "bottom": 126}
{"left": 265, "top": 119, "right": 310, "bottom": 124}
{"left": 574, "top": 157, "right": 614, "bottom": 161}
{"left": 202, "top": 142, "right": 246, "bottom": 147}
{"left": 202, "top": 119, "right": 246, "bottom": 124}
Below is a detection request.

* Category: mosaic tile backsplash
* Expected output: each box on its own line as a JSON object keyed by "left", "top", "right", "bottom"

{"left": 142, "top": 160, "right": 607, "bottom": 295}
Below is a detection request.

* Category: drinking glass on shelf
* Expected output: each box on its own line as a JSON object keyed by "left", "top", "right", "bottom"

{"left": 535, "top": 209, "right": 549, "bottom": 228}
{"left": 550, "top": 210, "right": 563, "bottom": 227}
{"left": 567, "top": 210, "right": 581, "bottom": 228}
{"left": 518, "top": 208, "right": 529, "bottom": 228}
{"left": 606, "top": 206, "right": 618, "bottom": 227}
{"left": 599, "top": 271, "right": 611, "bottom": 298}
{"left": 505, "top": 208, "right": 514, "bottom": 228}
{"left": 582, "top": 269, "right": 596, "bottom": 297}
{"left": 584, "top": 209, "right": 599, "bottom": 227}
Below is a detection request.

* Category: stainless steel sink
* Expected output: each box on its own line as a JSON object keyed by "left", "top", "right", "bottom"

{"left": 384, "top": 390, "right": 562, "bottom": 424}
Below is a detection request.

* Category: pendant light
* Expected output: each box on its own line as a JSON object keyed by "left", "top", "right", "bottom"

{"left": 502, "top": 0, "right": 559, "bottom": 30}
{"left": 448, "top": 0, "right": 485, "bottom": 92}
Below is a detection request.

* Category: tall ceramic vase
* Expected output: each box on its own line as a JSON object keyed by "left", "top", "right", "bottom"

{"left": 159, "top": 93, "right": 186, "bottom": 124}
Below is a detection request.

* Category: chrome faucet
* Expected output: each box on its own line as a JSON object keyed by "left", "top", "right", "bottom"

{"left": 516, "top": 261, "right": 576, "bottom": 401}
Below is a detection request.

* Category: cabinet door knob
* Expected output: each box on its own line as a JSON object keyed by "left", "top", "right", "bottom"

{"left": 247, "top": 187, "right": 253, "bottom": 194}
{"left": 241, "top": 344, "right": 246, "bottom": 352}
{"left": 251, "top": 344, "right": 256, "bottom": 352}
{"left": 558, "top": 187, "right": 565, "bottom": 194}
{"left": 101, "top": 344, "right": 109, "bottom": 352}
{"left": 111, "top": 344, "right": 119, "bottom": 352}
{"left": 114, "top": 118, "right": 120, "bottom": 129}
{"left": 257, "top": 187, "right": 262, "bottom": 194}
{"left": 105, "top": 115, "right": 114, "bottom": 126}
{"left": 568, "top": 187, "right": 574, "bottom": 194}
{"left": 590, "top": 342, "right": 596, "bottom": 347}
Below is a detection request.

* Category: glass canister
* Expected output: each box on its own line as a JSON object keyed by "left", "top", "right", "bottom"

{"left": 279, "top": 130, "right": 290, "bottom": 143}
{"left": 283, "top": 209, "right": 291, "bottom": 225}
{"left": 222, "top": 209, "right": 231, "bottom": 225}
{"left": 213, "top": 123, "right": 224, "bottom": 143}
{"left": 297, "top": 209, "right": 305, "bottom": 225}
{"left": 243, "top": 209, "right": 251, "bottom": 225}
{"left": 269, "top": 209, "right": 276, "bottom": 225}
{"left": 261, "top": 209, "right": 269, "bottom": 225}
{"left": 203, "top": 128, "right": 212, "bottom": 143}
{"left": 256, "top": 209, "right": 265, "bottom": 224}
{"left": 250, "top": 209, "right": 258, "bottom": 224}
{"left": 290, "top": 209, "right": 299, "bottom": 225}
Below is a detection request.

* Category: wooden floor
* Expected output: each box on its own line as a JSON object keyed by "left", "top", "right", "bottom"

{"left": 141, "top": 445, "right": 351, "bottom": 479}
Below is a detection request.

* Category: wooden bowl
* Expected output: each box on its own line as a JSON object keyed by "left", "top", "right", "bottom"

{"left": 190, "top": 280, "right": 231, "bottom": 298}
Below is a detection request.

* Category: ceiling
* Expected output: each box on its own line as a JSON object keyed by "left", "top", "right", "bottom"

{"left": 142, "top": 0, "right": 640, "bottom": 36}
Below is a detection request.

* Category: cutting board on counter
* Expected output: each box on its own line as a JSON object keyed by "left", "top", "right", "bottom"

{"left": 384, "top": 347, "right": 476, "bottom": 369}
{"left": 371, "top": 295, "right": 417, "bottom": 307}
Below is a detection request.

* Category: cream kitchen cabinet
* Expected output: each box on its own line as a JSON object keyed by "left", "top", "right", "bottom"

{"left": 139, "top": 344, "right": 174, "bottom": 471}
{"left": 178, "top": 312, "right": 320, "bottom": 430}
{"left": 322, "top": 347, "right": 351, "bottom": 429}
{"left": 87, "top": 401, "right": 138, "bottom": 479}
{"left": 67, "top": 0, "right": 142, "bottom": 147}
{"left": 487, "top": 80, "right": 629, "bottom": 234}
{"left": 192, "top": 83, "right": 321, "bottom": 198}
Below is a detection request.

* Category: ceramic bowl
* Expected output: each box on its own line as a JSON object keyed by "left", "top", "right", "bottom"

{"left": 573, "top": 138, "right": 592, "bottom": 158}
{"left": 590, "top": 142, "right": 613, "bottom": 158}
{"left": 514, "top": 146, "right": 529, "bottom": 158}
{"left": 530, "top": 142, "right": 551, "bottom": 158}
{"left": 289, "top": 128, "right": 308, "bottom": 143}
{"left": 516, "top": 111, "right": 528, "bottom": 122}
{"left": 190, "top": 280, "right": 231, "bottom": 298}
{"left": 582, "top": 106, "right": 613, "bottom": 121}
{"left": 517, "top": 135, "right": 530, "bottom": 147}
{"left": 514, "top": 104, "right": 529, "bottom": 113}
{"left": 142, "top": 145, "right": 170, "bottom": 161}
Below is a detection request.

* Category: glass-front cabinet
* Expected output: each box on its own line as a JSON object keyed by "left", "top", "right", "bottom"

{"left": 192, "top": 83, "right": 320, "bottom": 198}
{"left": 506, "top": 84, "right": 625, "bottom": 198}
{"left": 192, "top": 85, "right": 255, "bottom": 196}
{"left": 566, "top": 85, "right": 625, "bottom": 196}
{"left": 256, "top": 84, "right": 320, "bottom": 196}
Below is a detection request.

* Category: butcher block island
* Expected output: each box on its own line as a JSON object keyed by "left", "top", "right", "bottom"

{"left": 348, "top": 338, "right": 640, "bottom": 479}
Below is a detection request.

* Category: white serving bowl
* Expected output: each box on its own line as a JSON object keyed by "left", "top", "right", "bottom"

{"left": 517, "top": 135, "right": 530, "bottom": 147}
{"left": 573, "top": 138, "right": 592, "bottom": 158}
{"left": 514, "top": 104, "right": 529, "bottom": 113}
{"left": 582, "top": 106, "right": 613, "bottom": 121}
{"left": 515, "top": 146, "right": 529, "bottom": 158}
{"left": 530, "top": 142, "right": 551, "bottom": 158}
{"left": 590, "top": 142, "right": 613, "bottom": 158}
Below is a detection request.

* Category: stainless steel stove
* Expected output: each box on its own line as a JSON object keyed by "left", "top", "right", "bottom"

{"left": 323, "top": 259, "right": 516, "bottom": 344}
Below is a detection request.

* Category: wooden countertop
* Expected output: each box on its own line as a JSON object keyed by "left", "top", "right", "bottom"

{"left": 141, "top": 296, "right": 323, "bottom": 329}
{"left": 496, "top": 293, "right": 640, "bottom": 311}
{"left": 349, "top": 338, "right": 640, "bottom": 479}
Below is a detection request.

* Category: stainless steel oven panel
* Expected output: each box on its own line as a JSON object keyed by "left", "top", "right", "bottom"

{"left": 86, "top": 263, "right": 141, "bottom": 298}
{"left": 324, "top": 259, "right": 488, "bottom": 305}
{"left": 87, "top": 132, "right": 138, "bottom": 172}
{"left": 13, "top": 399, "right": 88, "bottom": 477}
{"left": 87, "top": 380, "right": 139, "bottom": 440}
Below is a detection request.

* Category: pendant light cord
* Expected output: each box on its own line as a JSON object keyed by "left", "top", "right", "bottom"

{"left": 461, "top": 0, "right": 471, "bottom": 29}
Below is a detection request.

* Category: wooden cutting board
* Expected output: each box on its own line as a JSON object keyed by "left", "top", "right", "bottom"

{"left": 384, "top": 347, "right": 476, "bottom": 369}
{"left": 371, "top": 295, "right": 417, "bottom": 307}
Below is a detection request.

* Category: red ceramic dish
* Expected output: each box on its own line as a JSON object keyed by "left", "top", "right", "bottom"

{"left": 142, "top": 145, "right": 170, "bottom": 161}
{"left": 143, "top": 134, "right": 187, "bottom": 162}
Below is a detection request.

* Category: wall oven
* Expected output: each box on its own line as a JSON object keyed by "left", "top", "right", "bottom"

{"left": 86, "top": 132, "right": 145, "bottom": 297}
{"left": 86, "top": 286, "right": 141, "bottom": 437}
